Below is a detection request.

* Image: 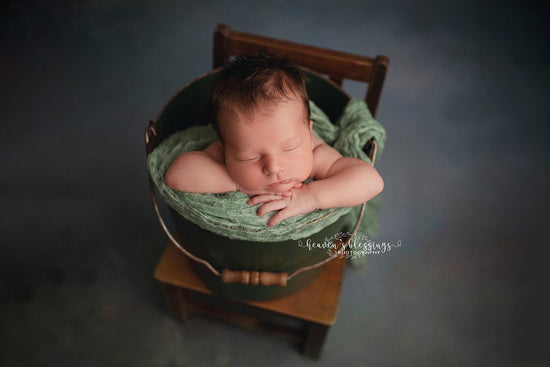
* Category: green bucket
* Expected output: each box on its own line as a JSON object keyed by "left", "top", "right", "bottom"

{"left": 147, "top": 69, "right": 352, "bottom": 300}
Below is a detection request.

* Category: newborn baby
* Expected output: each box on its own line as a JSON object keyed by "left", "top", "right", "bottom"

{"left": 165, "top": 54, "right": 384, "bottom": 227}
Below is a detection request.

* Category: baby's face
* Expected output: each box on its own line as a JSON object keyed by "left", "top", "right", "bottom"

{"left": 219, "top": 98, "right": 313, "bottom": 193}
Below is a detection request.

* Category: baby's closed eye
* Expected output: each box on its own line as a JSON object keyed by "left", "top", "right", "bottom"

{"left": 236, "top": 156, "right": 260, "bottom": 162}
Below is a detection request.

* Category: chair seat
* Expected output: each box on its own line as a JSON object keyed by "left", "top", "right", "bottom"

{"left": 154, "top": 242, "right": 347, "bottom": 357}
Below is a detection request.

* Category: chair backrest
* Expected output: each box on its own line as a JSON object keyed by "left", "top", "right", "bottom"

{"left": 213, "top": 24, "right": 389, "bottom": 117}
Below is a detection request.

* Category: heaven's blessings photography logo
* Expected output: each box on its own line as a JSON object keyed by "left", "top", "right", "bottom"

{"left": 297, "top": 232, "right": 402, "bottom": 260}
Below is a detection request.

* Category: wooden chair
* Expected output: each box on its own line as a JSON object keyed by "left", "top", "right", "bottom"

{"left": 153, "top": 23, "right": 390, "bottom": 359}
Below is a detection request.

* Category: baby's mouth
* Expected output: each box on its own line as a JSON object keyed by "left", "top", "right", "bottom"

{"left": 267, "top": 179, "right": 294, "bottom": 187}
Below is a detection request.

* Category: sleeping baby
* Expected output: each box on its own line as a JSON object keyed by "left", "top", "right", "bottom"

{"left": 165, "top": 54, "right": 384, "bottom": 227}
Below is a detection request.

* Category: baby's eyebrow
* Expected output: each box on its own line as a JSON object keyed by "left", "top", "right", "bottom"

{"left": 281, "top": 135, "right": 302, "bottom": 146}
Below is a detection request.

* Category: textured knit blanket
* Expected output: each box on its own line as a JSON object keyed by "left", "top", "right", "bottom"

{"left": 147, "top": 99, "right": 386, "bottom": 243}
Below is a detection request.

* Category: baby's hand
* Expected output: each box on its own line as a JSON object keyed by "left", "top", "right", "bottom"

{"left": 237, "top": 182, "right": 302, "bottom": 197}
{"left": 237, "top": 186, "right": 292, "bottom": 198}
{"left": 248, "top": 184, "right": 318, "bottom": 227}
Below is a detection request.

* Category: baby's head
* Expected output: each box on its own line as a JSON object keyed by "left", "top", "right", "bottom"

{"left": 208, "top": 54, "right": 314, "bottom": 193}
{"left": 209, "top": 54, "right": 310, "bottom": 139}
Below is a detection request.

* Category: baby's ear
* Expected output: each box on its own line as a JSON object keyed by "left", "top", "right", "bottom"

{"left": 309, "top": 120, "right": 313, "bottom": 132}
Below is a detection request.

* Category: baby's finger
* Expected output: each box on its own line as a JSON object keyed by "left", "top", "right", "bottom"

{"left": 267, "top": 208, "right": 291, "bottom": 227}
{"left": 292, "top": 182, "right": 303, "bottom": 189}
{"left": 248, "top": 194, "right": 285, "bottom": 205}
{"left": 257, "top": 199, "right": 288, "bottom": 217}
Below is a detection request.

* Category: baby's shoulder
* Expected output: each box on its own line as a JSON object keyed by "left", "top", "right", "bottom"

{"left": 311, "top": 134, "right": 343, "bottom": 178}
{"left": 311, "top": 133, "right": 326, "bottom": 150}
{"left": 203, "top": 140, "right": 225, "bottom": 163}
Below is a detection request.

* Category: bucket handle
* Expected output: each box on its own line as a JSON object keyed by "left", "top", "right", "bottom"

{"left": 145, "top": 123, "right": 377, "bottom": 286}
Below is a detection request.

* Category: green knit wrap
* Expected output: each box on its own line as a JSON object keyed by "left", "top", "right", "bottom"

{"left": 147, "top": 99, "right": 386, "bottom": 242}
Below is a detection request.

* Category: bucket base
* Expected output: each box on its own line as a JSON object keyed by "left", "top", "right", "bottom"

{"left": 170, "top": 209, "right": 349, "bottom": 301}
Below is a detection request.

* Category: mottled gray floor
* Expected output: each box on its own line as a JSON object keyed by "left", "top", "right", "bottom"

{"left": 1, "top": 1, "right": 549, "bottom": 366}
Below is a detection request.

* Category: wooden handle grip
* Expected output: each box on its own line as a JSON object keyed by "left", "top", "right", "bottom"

{"left": 221, "top": 269, "right": 287, "bottom": 287}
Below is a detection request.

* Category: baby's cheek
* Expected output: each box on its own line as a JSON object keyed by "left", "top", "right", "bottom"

{"left": 294, "top": 154, "right": 314, "bottom": 179}
{"left": 231, "top": 167, "right": 264, "bottom": 190}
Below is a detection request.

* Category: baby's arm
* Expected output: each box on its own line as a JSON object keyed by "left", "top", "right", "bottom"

{"left": 165, "top": 141, "right": 237, "bottom": 193}
{"left": 249, "top": 138, "right": 383, "bottom": 226}
{"left": 307, "top": 143, "right": 384, "bottom": 209}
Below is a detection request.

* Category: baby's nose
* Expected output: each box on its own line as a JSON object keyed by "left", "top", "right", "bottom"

{"left": 263, "top": 156, "right": 282, "bottom": 176}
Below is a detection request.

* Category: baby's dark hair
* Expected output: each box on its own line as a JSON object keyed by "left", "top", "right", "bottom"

{"left": 208, "top": 54, "right": 310, "bottom": 140}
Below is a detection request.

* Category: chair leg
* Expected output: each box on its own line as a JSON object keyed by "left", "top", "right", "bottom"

{"left": 162, "top": 284, "right": 189, "bottom": 324}
{"left": 302, "top": 322, "right": 330, "bottom": 359}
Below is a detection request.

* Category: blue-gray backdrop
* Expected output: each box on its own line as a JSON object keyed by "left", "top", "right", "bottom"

{"left": 1, "top": 1, "right": 548, "bottom": 366}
